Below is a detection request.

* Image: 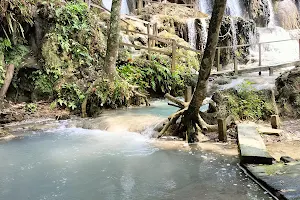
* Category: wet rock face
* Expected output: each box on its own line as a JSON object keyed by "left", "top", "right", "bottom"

{"left": 195, "top": 16, "right": 255, "bottom": 65}
{"left": 244, "top": 0, "right": 270, "bottom": 27}
{"left": 276, "top": 0, "right": 300, "bottom": 29}
{"left": 276, "top": 67, "right": 300, "bottom": 117}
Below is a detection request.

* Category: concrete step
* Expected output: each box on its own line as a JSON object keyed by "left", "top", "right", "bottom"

{"left": 237, "top": 124, "right": 274, "bottom": 165}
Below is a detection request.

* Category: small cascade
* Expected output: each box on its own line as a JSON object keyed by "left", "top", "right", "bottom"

{"left": 255, "top": 27, "right": 298, "bottom": 64}
{"left": 266, "top": 0, "right": 276, "bottom": 27}
{"left": 230, "top": 18, "right": 238, "bottom": 58}
{"left": 103, "top": 0, "right": 130, "bottom": 15}
{"left": 297, "top": 0, "right": 300, "bottom": 11}
{"left": 121, "top": 0, "right": 130, "bottom": 14}
{"left": 187, "top": 19, "right": 197, "bottom": 49}
{"left": 226, "top": 0, "right": 243, "bottom": 17}
{"left": 200, "top": 18, "right": 208, "bottom": 51}
{"left": 198, "top": 0, "right": 212, "bottom": 14}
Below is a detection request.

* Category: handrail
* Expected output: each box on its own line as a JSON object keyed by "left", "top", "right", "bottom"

{"left": 84, "top": 0, "right": 300, "bottom": 74}
{"left": 122, "top": 15, "right": 152, "bottom": 25}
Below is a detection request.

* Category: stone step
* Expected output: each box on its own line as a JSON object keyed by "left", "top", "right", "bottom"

{"left": 237, "top": 124, "right": 274, "bottom": 165}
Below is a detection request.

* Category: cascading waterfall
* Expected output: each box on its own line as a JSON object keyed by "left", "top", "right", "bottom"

{"left": 266, "top": 0, "right": 276, "bottom": 27}
{"left": 200, "top": 18, "right": 208, "bottom": 51}
{"left": 187, "top": 19, "right": 197, "bottom": 49}
{"left": 226, "top": 0, "right": 243, "bottom": 17}
{"left": 230, "top": 18, "right": 238, "bottom": 60}
{"left": 103, "top": 0, "right": 130, "bottom": 14}
{"left": 257, "top": 27, "right": 298, "bottom": 64}
{"left": 198, "top": 0, "right": 212, "bottom": 14}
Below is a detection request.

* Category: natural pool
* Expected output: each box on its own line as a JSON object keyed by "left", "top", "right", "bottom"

{"left": 0, "top": 101, "right": 272, "bottom": 200}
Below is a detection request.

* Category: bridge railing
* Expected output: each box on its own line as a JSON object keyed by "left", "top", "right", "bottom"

{"left": 82, "top": 0, "right": 300, "bottom": 74}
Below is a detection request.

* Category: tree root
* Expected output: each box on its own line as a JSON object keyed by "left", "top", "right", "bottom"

{"left": 81, "top": 80, "right": 150, "bottom": 118}
{"left": 158, "top": 108, "right": 187, "bottom": 137}
{"left": 158, "top": 93, "right": 236, "bottom": 140}
{"left": 165, "top": 93, "right": 188, "bottom": 108}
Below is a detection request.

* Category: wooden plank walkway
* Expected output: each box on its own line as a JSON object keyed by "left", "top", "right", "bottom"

{"left": 212, "top": 60, "right": 300, "bottom": 76}
{"left": 237, "top": 124, "right": 274, "bottom": 165}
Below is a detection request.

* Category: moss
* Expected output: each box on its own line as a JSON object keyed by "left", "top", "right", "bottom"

{"left": 261, "top": 163, "right": 285, "bottom": 175}
{"left": 222, "top": 81, "right": 276, "bottom": 120}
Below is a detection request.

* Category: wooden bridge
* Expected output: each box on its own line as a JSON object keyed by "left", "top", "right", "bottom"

{"left": 85, "top": 0, "right": 300, "bottom": 76}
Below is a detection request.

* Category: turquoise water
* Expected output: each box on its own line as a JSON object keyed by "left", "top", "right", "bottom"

{"left": 0, "top": 100, "right": 272, "bottom": 200}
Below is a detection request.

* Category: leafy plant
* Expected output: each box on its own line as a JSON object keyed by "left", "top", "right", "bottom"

{"left": 118, "top": 54, "right": 186, "bottom": 96}
{"left": 226, "top": 81, "right": 275, "bottom": 120}
{"left": 25, "top": 103, "right": 37, "bottom": 113}
{"left": 55, "top": 83, "right": 85, "bottom": 110}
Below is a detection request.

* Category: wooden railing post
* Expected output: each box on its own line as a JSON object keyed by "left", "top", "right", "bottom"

{"left": 259, "top": 43, "right": 262, "bottom": 66}
{"left": 234, "top": 51, "right": 238, "bottom": 75}
{"left": 184, "top": 86, "right": 192, "bottom": 102}
{"left": 137, "top": 0, "right": 143, "bottom": 15}
{"left": 216, "top": 48, "right": 221, "bottom": 71}
{"left": 218, "top": 118, "right": 227, "bottom": 142}
{"left": 147, "top": 23, "right": 151, "bottom": 57}
{"left": 152, "top": 23, "right": 158, "bottom": 47}
{"left": 88, "top": 0, "right": 91, "bottom": 10}
{"left": 171, "top": 39, "right": 177, "bottom": 72}
{"left": 298, "top": 39, "right": 300, "bottom": 60}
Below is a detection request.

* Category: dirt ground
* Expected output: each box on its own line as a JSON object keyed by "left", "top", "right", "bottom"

{"left": 264, "top": 119, "right": 300, "bottom": 161}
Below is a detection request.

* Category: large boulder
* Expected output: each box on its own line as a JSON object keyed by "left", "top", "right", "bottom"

{"left": 276, "top": 67, "right": 300, "bottom": 117}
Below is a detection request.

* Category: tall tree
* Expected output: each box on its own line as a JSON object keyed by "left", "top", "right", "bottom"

{"left": 104, "top": 0, "right": 122, "bottom": 80}
{"left": 159, "top": 0, "right": 228, "bottom": 142}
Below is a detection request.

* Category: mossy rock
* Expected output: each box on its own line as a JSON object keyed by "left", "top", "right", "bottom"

{"left": 276, "top": 67, "right": 300, "bottom": 117}
{"left": 219, "top": 82, "right": 276, "bottom": 120}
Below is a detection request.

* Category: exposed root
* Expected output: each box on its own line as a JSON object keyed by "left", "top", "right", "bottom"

{"left": 165, "top": 93, "right": 189, "bottom": 108}
{"left": 157, "top": 93, "right": 237, "bottom": 141}
{"left": 158, "top": 108, "right": 187, "bottom": 137}
{"left": 81, "top": 81, "right": 150, "bottom": 118}
{"left": 132, "top": 90, "right": 150, "bottom": 106}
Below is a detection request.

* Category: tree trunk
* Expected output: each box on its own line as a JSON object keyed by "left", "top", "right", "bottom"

{"left": 104, "top": 0, "right": 122, "bottom": 81}
{"left": 187, "top": 0, "right": 227, "bottom": 115}
{"left": 183, "top": 0, "right": 227, "bottom": 142}
{"left": 0, "top": 64, "right": 14, "bottom": 100}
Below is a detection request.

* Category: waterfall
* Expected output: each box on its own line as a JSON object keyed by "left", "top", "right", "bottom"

{"left": 230, "top": 18, "right": 238, "bottom": 56}
{"left": 226, "top": 0, "right": 243, "bottom": 17}
{"left": 187, "top": 19, "right": 197, "bottom": 49}
{"left": 198, "top": 0, "right": 212, "bottom": 14}
{"left": 266, "top": 0, "right": 276, "bottom": 27}
{"left": 256, "top": 27, "right": 298, "bottom": 64}
{"left": 200, "top": 18, "right": 208, "bottom": 51}
{"left": 103, "top": 0, "right": 130, "bottom": 15}
{"left": 121, "top": 0, "right": 130, "bottom": 14}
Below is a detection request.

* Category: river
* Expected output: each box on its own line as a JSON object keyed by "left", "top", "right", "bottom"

{"left": 0, "top": 101, "right": 272, "bottom": 200}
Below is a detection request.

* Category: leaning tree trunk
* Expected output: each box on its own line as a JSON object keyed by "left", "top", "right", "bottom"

{"left": 0, "top": 64, "right": 14, "bottom": 100}
{"left": 158, "top": 0, "right": 228, "bottom": 143}
{"left": 104, "top": 0, "right": 122, "bottom": 81}
{"left": 183, "top": 0, "right": 227, "bottom": 142}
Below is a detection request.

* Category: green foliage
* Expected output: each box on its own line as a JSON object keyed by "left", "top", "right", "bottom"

{"left": 42, "top": 1, "right": 105, "bottom": 77}
{"left": 25, "top": 103, "right": 37, "bottom": 113}
{"left": 31, "top": 71, "right": 55, "bottom": 96}
{"left": 5, "top": 44, "right": 29, "bottom": 67}
{"left": 93, "top": 78, "right": 133, "bottom": 108}
{"left": 54, "top": 83, "right": 85, "bottom": 110}
{"left": 226, "top": 81, "right": 274, "bottom": 120}
{"left": 118, "top": 54, "right": 186, "bottom": 96}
